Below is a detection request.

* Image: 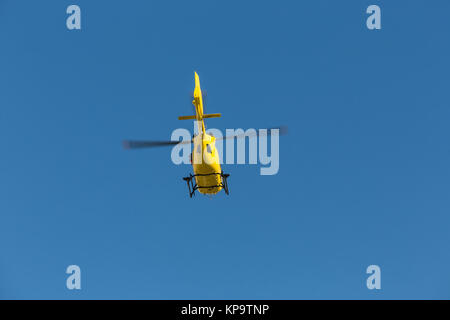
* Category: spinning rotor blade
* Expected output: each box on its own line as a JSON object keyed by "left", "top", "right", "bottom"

{"left": 123, "top": 139, "right": 192, "bottom": 149}
{"left": 123, "top": 126, "right": 287, "bottom": 149}
{"left": 216, "top": 126, "right": 288, "bottom": 141}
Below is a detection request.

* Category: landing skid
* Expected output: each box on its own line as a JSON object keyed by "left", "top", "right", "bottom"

{"left": 182, "top": 172, "right": 230, "bottom": 198}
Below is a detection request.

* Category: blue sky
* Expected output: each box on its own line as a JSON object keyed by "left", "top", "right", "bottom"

{"left": 0, "top": 0, "right": 449, "bottom": 299}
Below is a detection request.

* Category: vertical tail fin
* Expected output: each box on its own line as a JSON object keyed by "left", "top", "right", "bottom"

{"left": 193, "top": 71, "right": 204, "bottom": 120}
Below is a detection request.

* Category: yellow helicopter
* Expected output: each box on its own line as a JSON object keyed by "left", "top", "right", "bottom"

{"left": 123, "top": 72, "right": 283, "bottom": 197}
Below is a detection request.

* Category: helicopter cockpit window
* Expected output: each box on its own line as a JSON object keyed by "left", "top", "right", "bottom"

{"left": 206, "top": 144, "right": 212, "bottom": 154}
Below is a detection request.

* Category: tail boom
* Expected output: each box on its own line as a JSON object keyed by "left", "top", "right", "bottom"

{"left": 178, "top": 72, "right": 221, "bottom": 133}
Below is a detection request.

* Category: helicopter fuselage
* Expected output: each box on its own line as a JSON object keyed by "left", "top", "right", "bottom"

{"left": 191, "top": 133, "right": 223, "bottom": 194}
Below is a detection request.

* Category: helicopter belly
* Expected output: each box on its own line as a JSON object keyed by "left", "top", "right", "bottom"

{"left": 193, "top": 162, "right": 223, "bottom": 195}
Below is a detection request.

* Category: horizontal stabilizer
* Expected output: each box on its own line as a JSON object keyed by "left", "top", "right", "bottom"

{"left": 178, "top": 113, "right": 221, "bottom": 120}
{"left": 178, "top": 115, "right": 197, "bottom": 120}
{"left": 202, "top": 113, "right": 221, "bottom": 119}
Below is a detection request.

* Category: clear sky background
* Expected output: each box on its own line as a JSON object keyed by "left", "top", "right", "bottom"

{"left": 0, "top": 0, "right": 449, "bottom": 299}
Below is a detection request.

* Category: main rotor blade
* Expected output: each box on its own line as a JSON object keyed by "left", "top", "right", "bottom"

{"left": 123, "top": 126, "right": 286, "bottom": 149}
{"left": 123, "top": 139, "right": 192, "bottom": 149}
{"left": 215, "top": 126, "right": 288, "bottom": 141}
